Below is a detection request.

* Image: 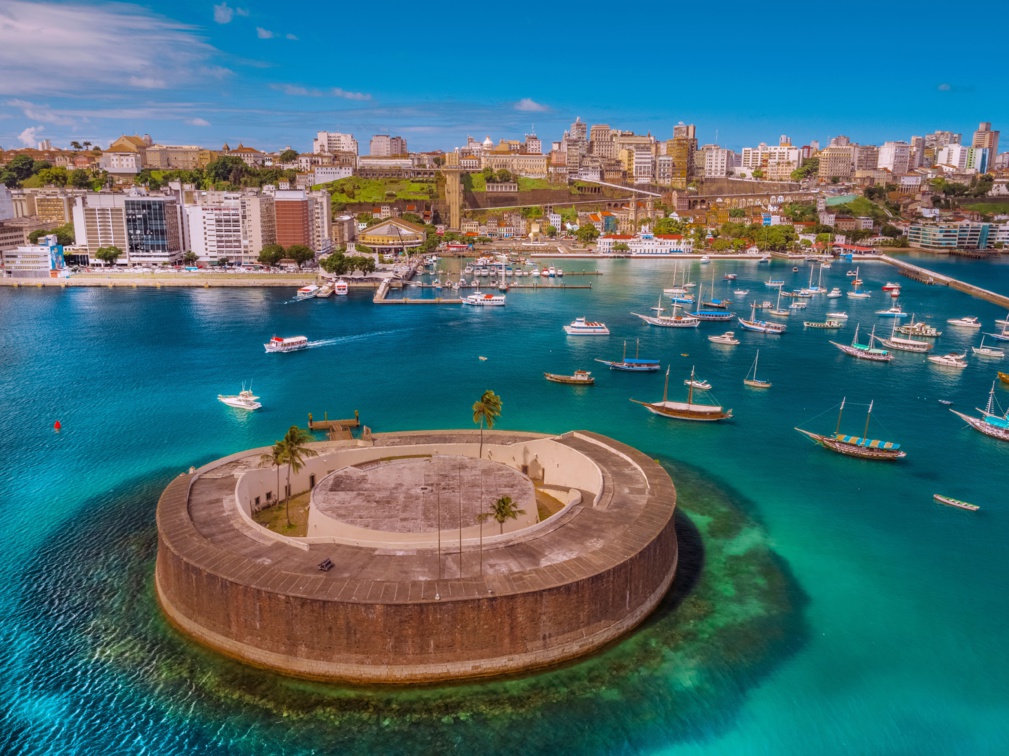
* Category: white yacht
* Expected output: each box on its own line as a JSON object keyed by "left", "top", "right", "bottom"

{"left": 947, "top": 316, "right": 982, "bottom": 329}
{"left": 218, "top": 385, "right": 261, "bottom": 410}
{"left": 564, "top": 317, "right": 610, "bottom": 335}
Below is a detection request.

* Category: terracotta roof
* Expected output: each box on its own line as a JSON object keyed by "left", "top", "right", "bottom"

{"left": 655, "top": 234, "right": 684, "bottom": 240}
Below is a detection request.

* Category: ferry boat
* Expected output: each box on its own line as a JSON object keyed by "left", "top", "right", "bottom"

{"left": 334, "top": 279, "right": 349, "bottom": 296}
{"left": 630, "top": 366, "right": 732, "bottom": 422}
{"left": 795, "top": 398, "right": 905, "bottom": 460}
{"left": 295, "top": 284, "right": 319, "bottom": 300}
{"left": 218, "top": 385, "right": 261, "bottom": 410}
{"left": 463, "top": 291, "right": 506, "bottom": 307}
{"left": 708, "top": 331, "right": 740, "bottom": 345}
{"left": 827, "top": 288, "right": 842, "bottom": 298}
{"left": 595, "top": 340, "right": 660, "bottom": 372}
{"left": 738, "top": 302, "right": 787, "bottom": 334}
{"left": 564, "top": 317, "right": 610, "bottom": 335}
{"left": 877, "top": 321, "right": 932, "bottom": 353}
{"left": 831, "top": 324, "right": 892, "bottom": 362}
{"left": 933, "top": 494, "right": 979, "bottom": 512}
{"left": 264, "top": 335, "right": 309, "bottom": 353}
{"left": 950, "top": 383, "right": 1009, "bottom": 442}
{"left": 947, "top": 316, "right": 982, "bottom": 329}
{"left": 927, "top": 351, "right": 968, "bottom": 368}
{"left": 544, "top": 370, "right": 594, "bottom": 385}
{"left": 896, "top": 315, "right": 939, "bottom": 337}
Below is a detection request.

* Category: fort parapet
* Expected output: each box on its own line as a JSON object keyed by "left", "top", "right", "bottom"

{"left": 155, "top": 430, "right": 678, "bottom": 684}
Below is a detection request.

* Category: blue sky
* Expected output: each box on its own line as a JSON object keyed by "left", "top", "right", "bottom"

{"left": 0, "top": 0, "right": 1007, "bottom": 154}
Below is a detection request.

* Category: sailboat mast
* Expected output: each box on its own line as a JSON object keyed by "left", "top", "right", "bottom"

{"left": 835, "top": 397, "right": 846, "bottom": 435}
{"left": 687, "top": 366, "right": 694, "bottom": 404}
{"left": 985, "top": 383, "right": 995, "bottom": 416}
{"left": 635, "top": 338, "right": 640, "bottom": 359}
{"left": 863, "top": 400, "right": 873, "bottom": 439}
{"left": 662, "top": 366, "right": 670, "bottom": 402}
{"left": 622, "top": 340, "right": 627, "bottom": 362}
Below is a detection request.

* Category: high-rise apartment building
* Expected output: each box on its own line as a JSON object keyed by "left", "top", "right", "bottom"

{"left": 523, "top": 133, "right": 542, "bottom": 154}
{"left": 369, "top": 135, "right": 407, "bottom": 156}
{"left": 924, "top": 130, "right": 961, "bottom": 150}
{"left": 818, "top": 146, "right": 854, "bottom": 179}
{"left": 972, "top": 122, "right": 999, "bottom": 171}
{"left": 186, "top": 192, "right": 277, "bottom": 264}
{"left": 853, "top": 145, "right": 879, "bottom": 172}
{"left": 877, "top": 142, "right": 912, "bottom": 176}
{"left": 72, "top": 193, "right": 183, "bottom": 265}
{"left": 313, "top": 131, "right": 358, "bottom": 155}
{"left": 274, "top": 189, "right": 312, "bottom": 249}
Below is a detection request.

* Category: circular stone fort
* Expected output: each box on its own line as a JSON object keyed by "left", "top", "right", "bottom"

{"left": 155, "top": 430, "right": 678, "bottom": 684}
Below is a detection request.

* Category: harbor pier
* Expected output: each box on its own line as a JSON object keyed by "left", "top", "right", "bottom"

{"left": 880, "top": 255, "right": 1009, "bottom": 309}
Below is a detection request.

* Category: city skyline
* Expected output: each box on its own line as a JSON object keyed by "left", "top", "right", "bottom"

{"left": 1, "top": 0, "right": 1008, "bottom": 153}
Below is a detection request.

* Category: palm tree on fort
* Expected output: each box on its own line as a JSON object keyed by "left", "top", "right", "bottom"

{"left": 485, "top": 495, "right": 525, "bottom": 535}
{"left": 280, "top": 425, "right": 318, "bottom": 527}
{"left": 260, "top": 440, "right": 286, "bottom": 512}
{"left": 472, "top": 389, "right": 502, "bottom": 460}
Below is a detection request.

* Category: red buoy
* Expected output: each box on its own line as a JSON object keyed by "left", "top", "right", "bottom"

{"left": 54, "top": 421, "right": 62, "bottom": 431}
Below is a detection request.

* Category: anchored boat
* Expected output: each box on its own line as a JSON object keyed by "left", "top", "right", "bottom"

{"left": 630, "top": 366, "right": 732, "bottom": 422}
{"left": 544, "top": 370, "right": 594, "bottom": 385}
{"left": 795, "top": 398, "right": 906, "bottom": 460}
{"left": 831, "top": 324, "right": 892, "bottom": 362}
{"left": 933, "top": 494, "right": 979, "bottom": 512}
{"left": 949, "top": 383, "right": 1009, "bottom": 442}
{"left": 743, "top": 350, "right": 771, "bottom": 388}
{"left": 596, "top": 339, "right": 661, "bottom": 372}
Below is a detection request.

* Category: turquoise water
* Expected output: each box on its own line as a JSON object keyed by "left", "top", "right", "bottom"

{"left": 2, "top": 255, "right": 1009, "bottom": 754}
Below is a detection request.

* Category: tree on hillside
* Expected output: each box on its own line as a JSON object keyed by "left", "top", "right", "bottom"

{"left": 204, "top": 155, "right": 247, "bottom": 184}
{"left": 654, "top": 217, "right": 684, "bottom": 234}
{"left": 258, "top": 243, "right": 285, "bottom": 266}
{"left": 278, "top": 148, "right": 299, "bottom": 163}
{"left": 95, "top": 246, "right": 123, "bottom": 266}
{"left": 69, "top": 169, "right": 91, "bottom": 189}
{"left": 285, "top": 244, "right": 315, "bottom": 268}
{"left": 472, "top": 389, "right": 502, "bottom": 460}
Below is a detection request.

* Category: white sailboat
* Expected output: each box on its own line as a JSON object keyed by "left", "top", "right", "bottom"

{"left": 743, "top": 350, "right": 771, "bottom": 388}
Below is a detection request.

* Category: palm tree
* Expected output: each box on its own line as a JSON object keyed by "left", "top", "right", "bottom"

{"left": 70, "top": 140, "right": 82, "bottom": 152}
{"left": 280, "top": 425, "right": 318, "bottom": 527}
{"left": 260, "top": 441, "right": 286, "bottom": 510}
{"left": 487, "top": 495, "right": 525, "bottom": 535}
{"left": 82, "top": 141, "right": 92, "bottom": 151}
{"left": 471, "top": 389, "right": 502, "bottom": 459}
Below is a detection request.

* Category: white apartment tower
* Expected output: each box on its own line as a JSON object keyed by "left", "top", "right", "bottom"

{"left": 877, "top": 141, "right": 912, "bottom": 176}
{"left": 313, "top": 131, "right": 358, "bottom": 155}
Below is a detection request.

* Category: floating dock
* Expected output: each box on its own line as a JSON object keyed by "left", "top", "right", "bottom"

{"left": 308, "top": 411, "right": 360, "bottom": 440}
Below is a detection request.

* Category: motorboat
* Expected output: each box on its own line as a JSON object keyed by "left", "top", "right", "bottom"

{"left": 826, "top": 311, "right": 849, "bottom": 320}
{"left": 547, "top": 267, "right": 557, "bottom": 277}
{"left": 947, "top": 316, "right": 981, "bottom": 329}
{"left": 789, "top": 301, "right": 807, "bottom": 310}
{"left": 684, "top": 376, "right": 712, "bottom": 390}
{"left": 556, "top": 268, "right": 564, "bottom": 277}
{"left": 927, "top": 351, "right": 968, "bottom": 368}
{"left": 265, "top": 335, "right": 309, "bottom": 353}
{"left": 882, "top": 282, "right": 901, "bottom": 291}
{"left": 700, "top": 256, "right": 711, "bottom": 263}
{"left": 218, "top": 385, "right": 261, "bottom": 410}
{"left": 827, "top": 288, "right": 843, "bottom": 298}
{"left": 734, "top": 289, "right": 749, "bottom": 297}
{"left": 544, "top": 370, "right": 594, "bottom": 385}
{"left": 295, "top": 284, "right": 319, "bottom": 300}
{"left": 334, "top": 279, "right": 349, "bottom": 296}
{"left": 463, "top": 291, "right": 506, "bottom": 306}
{"left": 876, "top": 305, "right": 908, "bottom": 318}
{"left": 708, "top": 331, "right": 740, "bottom": 345}
{"left": 564, "top": 316, "right": 610, "bottom": 335}
{"left": 541, "top": 269, "right": 551, "bottom": 277}
{"left": 724, "top": 273, "right": 737, "bottom": 280}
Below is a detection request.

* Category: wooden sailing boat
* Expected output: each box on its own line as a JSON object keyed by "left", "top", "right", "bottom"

{"left": 743, "top": 350, "right": 771, "bottom": 388}
{"left": 595, "top": 339, "right": 661, "bottom": 371}
{"left": 831, "top": 324, "right": 892, "bottom": 362}
{"left": 795, "top": 398, "right": 906, "bottom": 460}
{"left": 949, "top": 382, "right": 1009, "bottom": 442}
{"left": 630, "top": 366, "right": 733, "bottom": 422}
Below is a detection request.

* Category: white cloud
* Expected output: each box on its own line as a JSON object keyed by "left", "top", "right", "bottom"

{"left": 256, "top": 27, "right": 274, "bottom": 39}
{"left": 937, "top": 83, "right": 952, "bottom": 92}
{"left": 6, "top": 99, "right": 77, "bottom": 126}
{"left": 236, "top": 7, "right": 249, "bottom": 16}
{"left": 187, "top": 117, "right": 211, "bottom": 126}
{"left": 0, "top": 2, "right": 229, "bottom": 96}
{"left": 332, "top": 88, "right": 371, "bottom": 101}
{"left": 128, "top": 76, "right": 167, "bottom": 90}
{"left": 514, "top": 98, "right": 549, "bottom": 112}
{"left": 18, "top": 125, "right": 43, "bottom": 147}
{"left": 212, "top": 2, "right": 233, "bottom": 24}
{"left": 285, "top": 33, "right": 298, "bottom": 40}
